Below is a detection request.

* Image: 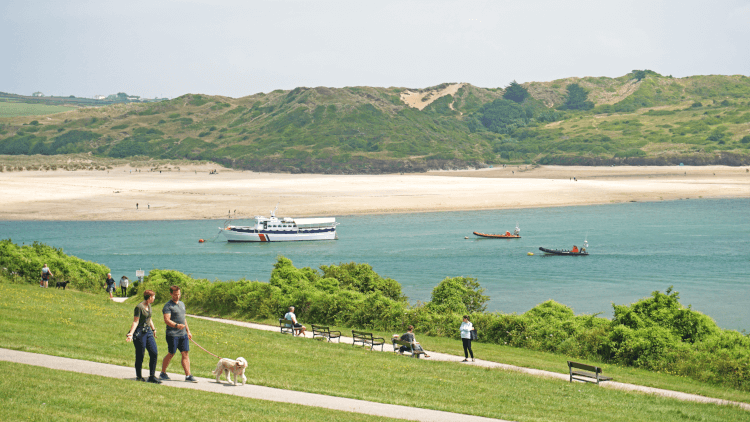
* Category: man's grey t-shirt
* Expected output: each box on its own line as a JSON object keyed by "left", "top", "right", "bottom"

{"left": 163, "top": 300, "right": 187, "bottom": 337}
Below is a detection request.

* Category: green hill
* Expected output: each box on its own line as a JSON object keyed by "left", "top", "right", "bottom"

{"left": 1, "top": 71, "right": 749, "bottom": 173}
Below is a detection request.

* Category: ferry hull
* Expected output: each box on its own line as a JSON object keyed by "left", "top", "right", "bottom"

{"left": 222, "top": 228, "right": 337, "bottom": 242}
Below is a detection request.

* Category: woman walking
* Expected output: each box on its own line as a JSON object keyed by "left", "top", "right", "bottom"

{"left": 126, "top": 290, "right": 161, "bottom": 383}
{"left": 460, "top": 315, "right": 474, "bottom": 362}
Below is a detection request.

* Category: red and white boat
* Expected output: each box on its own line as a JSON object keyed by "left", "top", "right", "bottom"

{"left": 221, "top": 206, "right": 338, "bottom": 242}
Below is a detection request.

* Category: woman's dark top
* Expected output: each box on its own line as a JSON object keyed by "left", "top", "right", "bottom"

{"left": 134, "top": 302, "right": 152, "bottom": 330}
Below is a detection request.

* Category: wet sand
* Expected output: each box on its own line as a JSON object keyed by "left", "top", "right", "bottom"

{"left": 0, "top": 164, "right": 748, "bottom": 220}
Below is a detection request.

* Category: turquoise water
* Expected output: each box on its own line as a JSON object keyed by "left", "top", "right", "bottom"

{"left": 2, "top": 198, "right": 749, "bottom": 330}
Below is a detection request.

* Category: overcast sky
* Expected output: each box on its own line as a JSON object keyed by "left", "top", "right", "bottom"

{"left": 2, "top": 0, "right": 749, "bottom": 99}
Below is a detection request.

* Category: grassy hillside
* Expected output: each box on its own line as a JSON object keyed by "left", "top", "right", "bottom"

{"left": 1, "top": 283, "right": 748, "bottom": 422}
{"left": 1, "top": 71, "right": 749, "bottom": 173}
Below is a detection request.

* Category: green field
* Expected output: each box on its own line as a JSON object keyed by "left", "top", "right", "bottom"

{"left": 1, "top": 283, "right": 748, "bottom": 422}
{"left": 0, "top": 101, "right": 74, "bottom": 117}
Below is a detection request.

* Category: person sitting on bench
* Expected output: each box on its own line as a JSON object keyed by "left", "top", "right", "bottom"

{"left": 284, "top": 306, "right": 306, "bottom": 336}
{"left": 398, "top": 325, "right": 429, "bottom": 358}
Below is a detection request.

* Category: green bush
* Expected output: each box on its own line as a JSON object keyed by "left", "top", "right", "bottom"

{"left": 0, "top": 239, "right": 109, "bottom": 291}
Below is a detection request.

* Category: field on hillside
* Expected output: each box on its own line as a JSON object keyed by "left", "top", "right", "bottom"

{"left": 0, "top": 101, "right": 74, "bottom": 118}
{"left": 0, "top": 283, "right": 748, "bottom": 422}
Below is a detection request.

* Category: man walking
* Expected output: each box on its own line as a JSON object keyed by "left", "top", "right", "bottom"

{"left": 160, "top": 286, "right": 197, "bottom": 382}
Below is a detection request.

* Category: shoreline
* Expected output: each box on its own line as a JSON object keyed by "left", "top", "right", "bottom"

{"left": 0, "top": 164, "right": 748, "bottom": 221}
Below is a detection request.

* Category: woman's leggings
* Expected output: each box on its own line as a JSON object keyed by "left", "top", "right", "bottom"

{"left": 462, "top": 338, "right": 473, "bottom": 359}
{"left": 133, "top": 329, "right": 158, "bottom": 378}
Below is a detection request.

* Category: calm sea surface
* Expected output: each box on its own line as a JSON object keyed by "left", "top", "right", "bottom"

{"left": 2, "top": 198, "right": 748, "bottom": 330}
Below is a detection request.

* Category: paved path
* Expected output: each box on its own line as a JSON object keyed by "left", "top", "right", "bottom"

{"left": 0, "top": 347, "right": 507, "bottom": 422}
{"left": 190, "top": 314, "right": 750, "bottom": 412}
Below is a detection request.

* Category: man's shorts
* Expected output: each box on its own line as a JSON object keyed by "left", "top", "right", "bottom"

{"left": 165, "top": 335, "right": 190, "bottom": 354}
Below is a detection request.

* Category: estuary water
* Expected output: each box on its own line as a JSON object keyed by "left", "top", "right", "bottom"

{"left": 2, "top": 198, "right": 749, "bottom": 331}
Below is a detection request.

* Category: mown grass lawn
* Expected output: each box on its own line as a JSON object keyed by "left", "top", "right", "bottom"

{"left": 252, "top": 317, "right": 750, "bottom": 405}
{"left": 1, "top": 283, "right": 749, "bottom": 422}
{"left": 0, "top": 361, "right": 400, "bottom": 422}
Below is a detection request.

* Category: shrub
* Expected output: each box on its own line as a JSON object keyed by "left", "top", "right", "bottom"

{"left": 0, "top": 239, "right": 109, "bottom": 291}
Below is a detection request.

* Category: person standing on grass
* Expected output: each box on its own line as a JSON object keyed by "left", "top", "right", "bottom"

{"left": 105, "top": 273, "right": 116, "bottom": 299}
{"left": 160, "top": 285, "right": 196, "bottom": 382}
{"left": 284, "top": 306, "right": 306, "bottom": 336}
{"left": 40, "top": 264, "right": 53, "bottom": 288}
{"left": 120, "top": 275, "right": 130, "bottom": 296}
{"left": 125, "top": 290, "right": 161, "bottom": 384}
{"left": 460, "top": 315, "right": 474, "bottom": 362}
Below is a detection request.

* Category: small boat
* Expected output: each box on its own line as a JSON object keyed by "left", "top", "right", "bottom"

{"left": 221, "top": 205, "right": 338, "bottom": 242}
{"left": 539, "top": 240, "right": 589, "bottom": 256}
{"left": 473, "top": 224, "right": 521, "bottom": 239}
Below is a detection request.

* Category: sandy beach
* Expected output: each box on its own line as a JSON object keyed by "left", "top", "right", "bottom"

{"left": 0, "top": 164, "right": 748, "bottom": 221}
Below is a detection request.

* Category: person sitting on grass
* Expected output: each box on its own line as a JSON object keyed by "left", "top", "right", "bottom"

{"left": 284, "top": 306, "right": 306, "bottom": 336}
{"left": 398, "top": 325, "right": 430, "bottom": 358}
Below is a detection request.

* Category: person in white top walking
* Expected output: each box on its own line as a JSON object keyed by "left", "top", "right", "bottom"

{"left": 459, "top": 315, "right": 474, "bottom": 362}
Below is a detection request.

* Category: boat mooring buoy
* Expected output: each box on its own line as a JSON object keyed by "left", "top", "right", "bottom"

{"left": 465, "top": 236, "right": 469, "bottom": 239}
{"left": 527, "top": 252, "right": 534, "bottom": 256}
{"left": 198, "top": 239, "right": 205, "bottom": 243}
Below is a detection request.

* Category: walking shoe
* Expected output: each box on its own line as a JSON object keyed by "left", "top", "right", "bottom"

{"left": 147, "top": 376, "right": 162, "bottom": 384}
{"left": 159, "top": 372, "right": 170, "bottom": 380}
{"left": 135, "top": 377, "right": 146, "bottom": 382}
{"left": 185, "top": 375, "right": 197, "bottom": 383}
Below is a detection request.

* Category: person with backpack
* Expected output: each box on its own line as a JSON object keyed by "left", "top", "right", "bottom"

{"left": 40, "top": 264, "right": 53, "bottom": 288}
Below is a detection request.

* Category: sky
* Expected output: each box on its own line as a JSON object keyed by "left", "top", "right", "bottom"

{"left": 2, "top": 0, "right": 749, "bottom": 99}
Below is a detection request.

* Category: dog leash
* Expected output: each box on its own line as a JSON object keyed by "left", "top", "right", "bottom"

{"left": 190, "top": 338, "right": 221, "bottom": 359}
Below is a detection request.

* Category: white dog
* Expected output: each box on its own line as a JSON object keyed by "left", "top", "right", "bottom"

{"left": 212, "top": 357, "right": 248, "bottom": 385}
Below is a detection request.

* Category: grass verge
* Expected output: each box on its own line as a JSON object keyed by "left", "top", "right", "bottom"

{"left": 1, "top": 284, "right": 748, "bottom": 421}
{"left": 0, "top": 361, "right": 399, "bottom": 422}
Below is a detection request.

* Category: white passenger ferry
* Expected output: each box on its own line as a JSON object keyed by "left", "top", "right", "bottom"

{"left": 221, "top": 207, "right": 338, "bottom": 242}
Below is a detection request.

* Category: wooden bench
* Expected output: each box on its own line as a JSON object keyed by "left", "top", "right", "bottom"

{"left": 568, "top": 361, "right": 612, "bottom": 385}
{"left": 352, "top": 330, "right": 385, "bottom": 351}
{"left": 279, "top": 318, "right": 297, "bottom": 336}
{"left": 312, "top": 324, "right": 341, "bottom": 342}
{"left": 392, "top": 338, "right": 425, "bottom": 358}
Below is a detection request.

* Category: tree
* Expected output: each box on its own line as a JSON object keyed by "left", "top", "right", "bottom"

{"left": 428, "top": 276, "right": 489, "bottom": 314}
{"left": 503, "top": 80, "right": 529, "bottom": 103}
{"left": 561, "top": 83, "right": 594, "bottom": 110}
{"left": 478, "top": 99, "right": 529, "bottom": 134}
